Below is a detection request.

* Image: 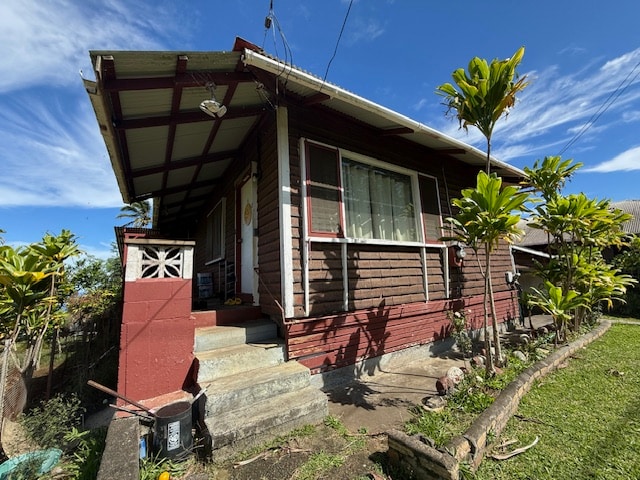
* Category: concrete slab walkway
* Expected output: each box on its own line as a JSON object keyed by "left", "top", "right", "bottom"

{"left": 324, "top": 314, "right": 554, "bottom": 434}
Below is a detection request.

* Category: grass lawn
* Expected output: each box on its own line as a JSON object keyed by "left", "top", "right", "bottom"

{"left": 476, "top": 323, "right": 640, "bottom": 480}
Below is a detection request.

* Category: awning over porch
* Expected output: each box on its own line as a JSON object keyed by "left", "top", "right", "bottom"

{"left": 84, "top": 37, "right": 525, "bottom": 234}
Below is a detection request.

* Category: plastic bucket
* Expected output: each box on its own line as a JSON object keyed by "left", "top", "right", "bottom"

{"left": 153, "top": 401, "right": 193, "bottom": 460}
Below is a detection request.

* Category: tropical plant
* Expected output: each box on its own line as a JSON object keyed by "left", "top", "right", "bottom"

{"left": 528, "top": 281, "right": 588, "bottom": 342}
{"left": 445, "top": 171, "right": 529, "bottom": 373}
{"left": 522, "top": 155, "right": 582, "bottom": 201}
{"left": 447, "top": 309, "right": 472, "bottom": 360}
{"left": 117, "top": 200, "right": 152, "bottom": 228}
{"left": 0, "top": 231, "right": 80, "bottom": 377}
{"left": 436, "top": 47, "right": 528, "bottom": 173}
{"left": 524, "top": 157, "right": 635, "bottom": 330}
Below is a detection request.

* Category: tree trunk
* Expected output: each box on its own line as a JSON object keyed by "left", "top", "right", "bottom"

{"left": 483, "top": 244, "right": 494, "bottom": 374}
{"left": 487, "top": 245, "right": 502, "bottom": 365}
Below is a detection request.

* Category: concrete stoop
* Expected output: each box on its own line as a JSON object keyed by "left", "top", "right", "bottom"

{"left": 194, "top": 319, "right": 328, "bottom": 459}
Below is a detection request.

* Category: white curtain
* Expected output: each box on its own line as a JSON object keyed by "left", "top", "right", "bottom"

{"left": 344, "top": 161, "right": 373, "bottom": 238}
{"left": 343, "top": 159, "right": 416, "bottom": 241}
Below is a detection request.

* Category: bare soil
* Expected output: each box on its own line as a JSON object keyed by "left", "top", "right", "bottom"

{"left": 198, "top": 423, "right": 394, "bottom": 480}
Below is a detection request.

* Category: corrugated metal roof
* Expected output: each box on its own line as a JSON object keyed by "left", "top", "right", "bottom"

{"left": 516, "top": 200, "right": 640, "bottom": 247}
{"left": 85, "top": 38, "right": 526, "bottom": 232}
{"left": 612, "top": 200, "right": 640, "bottom": 234}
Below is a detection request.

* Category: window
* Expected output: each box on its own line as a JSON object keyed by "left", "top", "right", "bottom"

{"left": 419, "top": 175, "right": 443, "bottom": 243}
{"left": 206, "top": 198, "right": 225, "bottom": 262}
{"left": 305, "top": 140, "right": 431, "bottom": 243}
{"left": 306, "top": 142, "right": 342, "bottom": 235}
{"left": 343, "top": 158, "right": 417, "bottom": 241}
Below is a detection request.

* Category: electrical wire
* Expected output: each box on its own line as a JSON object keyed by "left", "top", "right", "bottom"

{"left": 321, "top": 0, "right": 354, "bottom": 88}
{"left": 557, "top": 57, "right": 640, "bottom": 156}
{"left": 262, "top": 0, "right": 293, "bottom": 83}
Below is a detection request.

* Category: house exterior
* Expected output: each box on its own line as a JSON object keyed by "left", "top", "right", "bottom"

{"left": 85, "top": 38, "right": 525, "bottom": 405}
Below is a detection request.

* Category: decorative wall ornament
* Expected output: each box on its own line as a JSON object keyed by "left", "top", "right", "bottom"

{"left": 124, "top": 240, "right": 194, "bottom": 282}
{"left": 141, "top": 246, "right": 183, "bottom": 278}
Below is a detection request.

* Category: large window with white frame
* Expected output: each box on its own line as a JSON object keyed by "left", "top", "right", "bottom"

{"left": 304, "top": 139, "right": 441, "bottom": 244}
{"left": 206, "top": 198, "right": 225, "bottom": 263}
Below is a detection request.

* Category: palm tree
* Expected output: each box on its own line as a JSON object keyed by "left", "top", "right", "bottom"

{"left": 436, "top": 47, "right": 528, "bottom": 174}
{"left": 117, "top": 201, "right": 152, "bottom": 228}
{"left": 445, "top": 171, "right": 529, "bottom": 372}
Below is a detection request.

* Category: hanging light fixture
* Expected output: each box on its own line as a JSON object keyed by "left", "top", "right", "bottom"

{"left": 199, "top": 82, "right": 227, "bottom": 118}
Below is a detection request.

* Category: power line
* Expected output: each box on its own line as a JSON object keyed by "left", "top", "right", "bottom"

{"left": 321, "top": 0, "right": 354, "bottom": 87}
{"left": 558, "top": 57, "right": 640, "bottom": 156}
{"left": 262, "top": 0, "right": 294, "bottom": 89}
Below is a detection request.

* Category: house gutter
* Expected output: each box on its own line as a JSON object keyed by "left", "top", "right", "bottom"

{"left": 511, "top": 245, "right": 553, "bottom": 258}
{"left": 241, "top": 49, "right": 525, "bottom": 179}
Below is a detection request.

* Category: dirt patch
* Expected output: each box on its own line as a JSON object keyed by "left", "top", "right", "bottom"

{"left": 1, "top": 419, "right": 38, "bottom": 457}
{"left": 202, "top": 423, "right": 391, "bottom": 480}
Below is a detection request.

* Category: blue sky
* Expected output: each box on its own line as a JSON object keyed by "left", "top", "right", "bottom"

{"left": 1, "top": 0, "right": 639, "bottom": 258}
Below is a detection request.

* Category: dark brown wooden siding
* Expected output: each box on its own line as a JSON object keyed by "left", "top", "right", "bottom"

{"left": 255, "top": 118, "right": 284, "bottom": 318}
{"left": 190, "top": 115, "right": 281, "bottom": 308}
{"left": 286, "top": 103, "right": 516, "bottom": 318}
{"left": 282, "top": 103, "right": 520, "bottom": 371}
{"left": 347, "top": 245, "right": 425, "bottom": 309}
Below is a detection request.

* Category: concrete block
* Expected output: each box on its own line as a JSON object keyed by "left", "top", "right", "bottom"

{"left": 97, "top": 417, "right": 139, "bottom": 480}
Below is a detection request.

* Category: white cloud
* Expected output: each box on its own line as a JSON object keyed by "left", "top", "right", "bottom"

{"left": 0, "top": 0, "right": 178, "bottom": 93}
{"left": 412, "top": 98, "right": 429, "bottom": 111}
{"left": 0, "top": 0, "right": 182, "bottom": 208}
{"left": 583, "top": 145, "right": 640, "bottom": 173}
{"left": 427, "top": 48, "right": 640, "bottom": 164}
{"left": 622, "top": 110, "right": 640, "bottom": 122}
{"left": 0, "top": 90, "right": 122, "bottom": 207}
{"left": 347, "top": 18, "right": 385, "bottom": 45}
{"left": 79, "top": 242, "right": 117, "bottom": 260}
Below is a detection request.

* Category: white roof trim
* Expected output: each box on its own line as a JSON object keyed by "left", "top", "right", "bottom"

{"left": 242, "top": 48, "right": 525, "bottom": 179}
{"left": 511, "top": 245, "right": 553, "bottom": 258}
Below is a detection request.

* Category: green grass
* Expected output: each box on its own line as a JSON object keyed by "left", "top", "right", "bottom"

{"left": 405, "top": 353, "right": 532, "bottom": 447}
{"left": 291, "top": 451, "right": 345, "bottom": 480}
{"left": 476, "top": 323, "right": 640, "bottom": 479}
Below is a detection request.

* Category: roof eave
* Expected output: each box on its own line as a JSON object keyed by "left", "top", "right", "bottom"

{"left": 242, "top": 48, "right": 525, "bottom": 180}
{"left": 84, "top": 77, "right": 132, "bottom": 204}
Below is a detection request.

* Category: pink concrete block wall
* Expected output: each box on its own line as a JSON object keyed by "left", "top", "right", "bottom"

{"left": 118, "top": 278, "right": 195, "bottom": 401}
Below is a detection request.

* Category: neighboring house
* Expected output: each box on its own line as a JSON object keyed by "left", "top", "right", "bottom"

{"left": 85, "top": 37, "right": 525, "bottom": 451}
{"left": 605, "top": 200, "right": 640, "bottom": 260}
{"left": 511, "top": 219, "right": 553, "bottom": 294}
{"left": 512, "top": 200, "right": 640, "bottom": 297}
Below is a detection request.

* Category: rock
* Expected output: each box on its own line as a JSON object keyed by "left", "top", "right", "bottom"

{"left": 423, "top": 395, "right": 448, "bottom": 412}
{"left": 513, "top": 350, "right": 527, "bottom": 362}
{"left": 472, "top": 355, "right": 486, "bottom": 367}
{"left": 417, "top": 434, "right": 436, "bottom": 447}
{"left": 446, "top": 366, "right": 465, "bottom": 385}
{"left": 535, "top": 347, "right": 550, "bottom": 357}
{"left": 436, "top": 375, "right": 454, "bottom": 396}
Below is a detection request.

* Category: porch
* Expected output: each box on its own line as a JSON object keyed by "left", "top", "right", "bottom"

{"left": 115, "top": 232, "right": 328, "bottom": 458}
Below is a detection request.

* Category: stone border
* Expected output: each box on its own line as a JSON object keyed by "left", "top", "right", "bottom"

{"left": 387, "top": 320, "right": 612, "bottom": 480}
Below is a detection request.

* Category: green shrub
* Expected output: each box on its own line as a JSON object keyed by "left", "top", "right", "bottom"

{"left": 62, "top": 427, "right": 107, "bottom": 480}
{"left": 21, "top": 393, "right": 84, "bottom": 450}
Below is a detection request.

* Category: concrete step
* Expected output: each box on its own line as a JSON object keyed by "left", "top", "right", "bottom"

{"left": 194, "top": 319, "right": 277, "bottom": 352}
{"left": 190, "top": 306, "right": 264, "bottom": 327}
{"left": 203, "top": 361, "right": 312, "bottom": 416}
{"left": 205, "top": 386, "right": 329, "bottom": 457}
{"left": 195, "top": 340, "right": 285, "bottom": 383}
